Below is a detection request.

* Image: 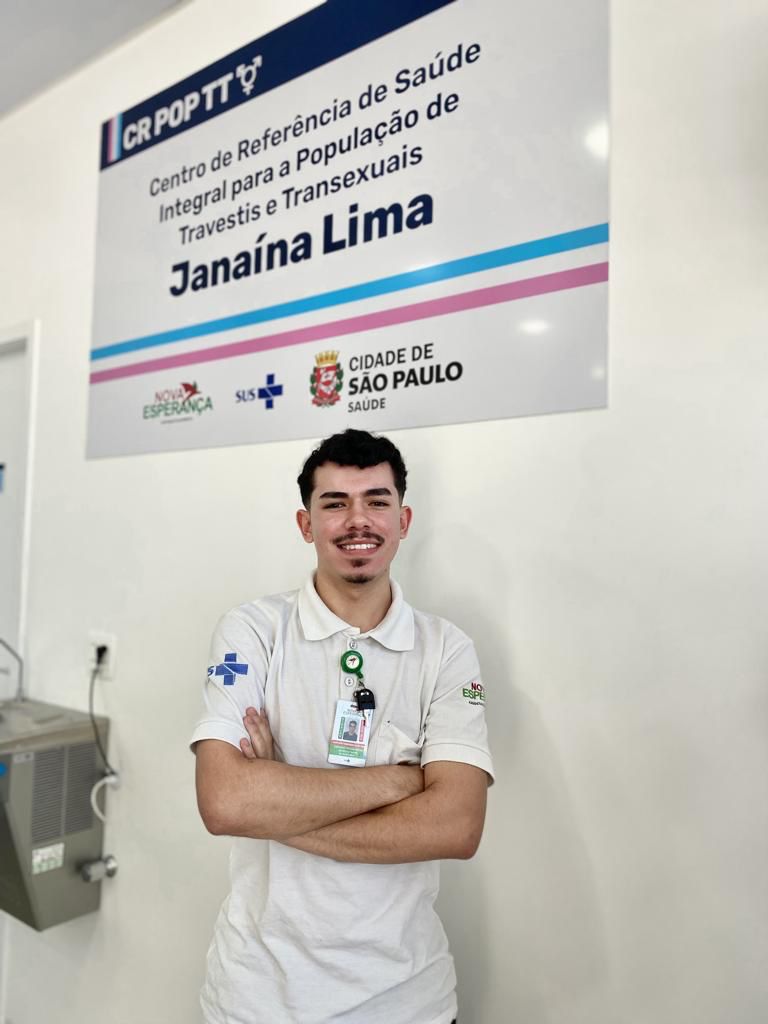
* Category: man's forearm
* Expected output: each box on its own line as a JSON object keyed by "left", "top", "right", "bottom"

{"left": 281, "top": 770, "right": 487, "bottom": 863}
{"left": 195, "top": 740, "right": 423, "bottom": 839}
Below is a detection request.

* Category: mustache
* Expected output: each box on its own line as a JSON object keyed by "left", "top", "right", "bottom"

{"left": 333, "top": 532, "right": 384, "bottom": 546}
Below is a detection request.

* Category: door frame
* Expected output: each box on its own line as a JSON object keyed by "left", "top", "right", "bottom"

{"left": 0, "top": 320, "right": 40, "bottom": 667}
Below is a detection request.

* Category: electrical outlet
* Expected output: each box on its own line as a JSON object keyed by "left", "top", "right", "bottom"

{"left": 88, "top": 631, "right": 117, "bottom": 679}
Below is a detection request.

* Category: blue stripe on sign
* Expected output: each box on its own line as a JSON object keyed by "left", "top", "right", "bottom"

{"left": 99, "top": 0, "right": 456, "bottom": 168}
{"left": 91, "top": 223, "right": 609, "bottom": 361}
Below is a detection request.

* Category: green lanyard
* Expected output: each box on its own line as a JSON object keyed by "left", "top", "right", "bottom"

{"left": 340, "top": 649, "right": 363, "bottom": 677}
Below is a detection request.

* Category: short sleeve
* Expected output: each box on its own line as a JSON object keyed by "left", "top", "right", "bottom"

{"left": 421, "top": 630, "right": 494, "bottom": 781}
{"left": 189, "top": 608, "right": 270, "bottom": 752}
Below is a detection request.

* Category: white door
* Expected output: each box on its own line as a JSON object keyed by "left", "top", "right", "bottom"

{"left": 0, "top": 334, "right": 32, "bottom": 698}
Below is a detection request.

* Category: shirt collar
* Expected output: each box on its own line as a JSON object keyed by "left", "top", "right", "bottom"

{"left": 298, "top": 576, "right": 414, "bottom": 651}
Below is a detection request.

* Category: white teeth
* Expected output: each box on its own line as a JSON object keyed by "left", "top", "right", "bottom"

{"left": 341, "top": 543, "right": 377, "bottom": 550}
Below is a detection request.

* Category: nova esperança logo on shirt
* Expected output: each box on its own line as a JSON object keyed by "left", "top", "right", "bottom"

{"left": 310, "top": 350, "right": 344, "bottom": 407}
{"left": 462, "top": 681, "right": 486, "bottom": 706}
{"left": 143, "top": 381, "right": 214, "bottom": 423}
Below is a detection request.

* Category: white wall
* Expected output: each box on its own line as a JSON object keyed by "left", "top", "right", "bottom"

{"left": 0, "top": 1, "right": 766, "bottom": 1022}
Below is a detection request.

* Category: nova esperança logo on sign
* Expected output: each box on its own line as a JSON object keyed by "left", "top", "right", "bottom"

{"left": 143, "top": 381, "right": 214, "bottom": 423}
{"left": 311, "top": 351, "right": 344, "bottom": 407}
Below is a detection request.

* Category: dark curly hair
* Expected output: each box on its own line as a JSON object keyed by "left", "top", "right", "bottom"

{"left": 297, "top": 429, "right": 407, "bottom": 507}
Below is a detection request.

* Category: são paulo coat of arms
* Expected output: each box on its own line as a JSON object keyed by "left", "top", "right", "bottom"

{"left": 310, "top": 351, "right": 344, "bottom": 407}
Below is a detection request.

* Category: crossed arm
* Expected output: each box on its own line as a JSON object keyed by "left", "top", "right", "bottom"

{"left": 195, "top": 708, "right": 488, "bottom": 864}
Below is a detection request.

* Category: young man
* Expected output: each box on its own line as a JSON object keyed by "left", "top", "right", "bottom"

{"left": 192, "top": 429, "right": 493, "bottom": 1024}
{"left": 342, "top": 719, "right": 359, "bottom": 742}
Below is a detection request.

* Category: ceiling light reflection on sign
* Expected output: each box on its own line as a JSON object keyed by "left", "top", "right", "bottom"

{"left": 518, "top": 319, "right": 551, "bottom": 336}
{"left": 584, "top": 121, "right": 609, "bottom": 160}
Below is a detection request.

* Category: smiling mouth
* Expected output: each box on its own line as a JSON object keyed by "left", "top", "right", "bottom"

{"left": 335, "top": 535, "right": 383, "bottom": 553}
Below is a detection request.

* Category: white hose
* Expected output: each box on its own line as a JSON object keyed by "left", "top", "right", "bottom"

{"left": 90, "top": 773, "right": 119, "bottom": 824}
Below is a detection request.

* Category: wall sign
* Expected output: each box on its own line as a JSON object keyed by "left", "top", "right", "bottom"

{"left": 87, "top": 0, "right": 609, "bottom": 457}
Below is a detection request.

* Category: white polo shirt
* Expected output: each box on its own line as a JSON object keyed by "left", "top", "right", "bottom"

{"left": 191, "top": 577, "right": 493, "bottom": 1024}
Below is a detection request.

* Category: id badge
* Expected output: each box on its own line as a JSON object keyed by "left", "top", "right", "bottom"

{"left": 328, "top": 700, "right": 373, "bottom": 767}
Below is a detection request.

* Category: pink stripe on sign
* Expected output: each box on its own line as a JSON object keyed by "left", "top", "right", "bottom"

{"left": 90, "top": 262, "right": 608, "bottom": 385}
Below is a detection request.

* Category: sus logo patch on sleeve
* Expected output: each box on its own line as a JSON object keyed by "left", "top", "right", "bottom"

{"left": 213, "top": 653, "right": 249, "bottom": 685}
